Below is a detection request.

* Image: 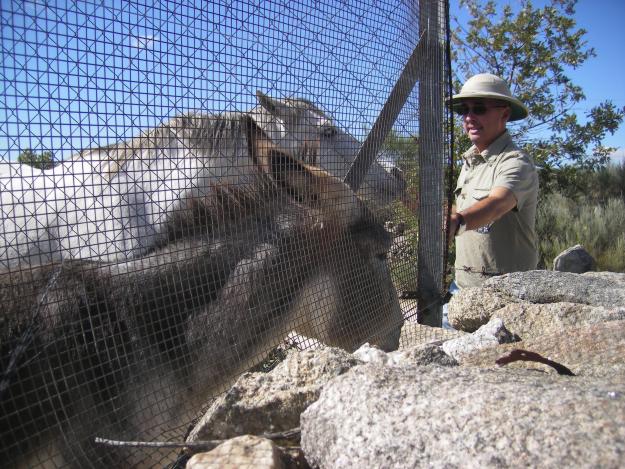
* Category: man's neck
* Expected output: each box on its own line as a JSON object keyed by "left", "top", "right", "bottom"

{"left": 474, "top": 128, "right": 508, "bottom": 153}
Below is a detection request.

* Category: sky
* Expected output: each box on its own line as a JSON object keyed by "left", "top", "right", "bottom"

{"left": 0, "top": 0, "right": 623, "bottom": 163}
{"left": 570, "top": 0, "right": 625, "bottom": 162}
{"left": 452, "top": 0, "right": 625, "bottom": 163}
{"left": 0, "top": 0, "right": 420, "bottom": 161}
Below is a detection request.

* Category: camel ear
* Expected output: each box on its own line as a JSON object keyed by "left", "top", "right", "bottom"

{"left": 255, "top": 90, "right": 296, "bottom": 120}
{"left": 255, "top": 90, "right": 276, "bottom": 112}
{"left": 244, "top": 114, "right": 361, "bottom": 224}
{"left": 244, "top": 114, "right": 309, "bottom": 184}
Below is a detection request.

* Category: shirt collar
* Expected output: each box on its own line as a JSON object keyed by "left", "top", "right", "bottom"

{"left": 462, "top": 130, "right": 513, "bottom": 166}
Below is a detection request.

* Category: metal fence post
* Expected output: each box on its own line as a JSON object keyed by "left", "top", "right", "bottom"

{"left": 417, "top": 0, "right": 446, "bottom": 326}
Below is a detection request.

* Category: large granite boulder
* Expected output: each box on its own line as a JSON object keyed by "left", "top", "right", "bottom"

{"left": 448, "top": 270, "right": 625, "bottom": 331}
{"left": 486, "top": 302, "right": 624, "bottom": 341}
{"left": 186, "top": 435, "right": 285, "bottom": 469}
{"left": 187, "top": 346, "right": 360, "bottom": 442}
{"left": 441, "top": 317, "right": 518, "bottom": 362}
{"left": 461, "top": 319, "right": 625, "bottom": 378}
{"left": 399, "top": 320, "right": 465, "bottom": 347}
{"left": 301, "top": 364, "right": 625, "bottom": 468}
{"left": 483, "top": 270, "right": 625, "bottom": 307}
{"left": 447, "top": 288, "right": 523, "bottom": 332}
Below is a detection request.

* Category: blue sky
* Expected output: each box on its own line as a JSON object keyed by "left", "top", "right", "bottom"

{"left": 0, "top": 0, "right": 420, "bottom": 161}
{"left": 1, "top": 1, "right": 623, "bottom": 163}
{"left": 571, "top": 0, "right": 625, "bottom": 161}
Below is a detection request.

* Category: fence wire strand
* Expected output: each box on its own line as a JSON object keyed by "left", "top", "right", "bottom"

{"left": 0, "top": 1, "right": 451, "bottom": 466}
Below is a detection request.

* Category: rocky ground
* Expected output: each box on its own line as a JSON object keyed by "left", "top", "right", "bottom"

{"left": 179, "top": 270, "right": 624, "bottom": 468}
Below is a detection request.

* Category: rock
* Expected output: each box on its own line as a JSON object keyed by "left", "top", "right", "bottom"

{"left": 447, "top": 288, "right": 522, "bottom": 332}
{"left": 448, "top": 270, "right": 625, "bottom": 331}
{"left": 186, "top": 435, "right": 284, "bottom": 469}
{"left": 484, "top": 270, "right": 625, "bottom": 308}
{"left": 441, "top": 317, "right": 518, "bottom": 362}
{"left": 352, "top": 342, "right": 392, "bottom": 365}
{"left": 489, "top": 302, "right": 625, "bottom": 341}
{"left": 301, "top": 364, "right": 625, "bottom": 468}
{"left": 583, "top": 271, "right": 625, "bottom": 283}
{"left": 461, "top": 319, "right": 625, "bottom": 378}
{"left": 354, "top": 342, "right": 458, "bottom": 367}
{"left": 187, "top": 347, "right": 361, "bottom": 442}
{"left": 389, "top": 343, "right": 458, "bottom": 367}
{"left": 399, "top": 320, "right": 465, "bottom": 347}
{"left": 553, "top": 244, "right": 596, "bottom": 273}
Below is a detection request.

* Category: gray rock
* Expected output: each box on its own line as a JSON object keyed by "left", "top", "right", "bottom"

{"left": 338, "top": 342, "right": 458, "bottom": 368}
{"left": 187, "top": 346, "right": 360, "bottom": 442}
{"left": 399, "top": 320, "right": 465, "bottom": 347}
{"left": 447, "top": 288, "right": 522, "bottom": 332}
{"left": 583, "top": 271, "right": 625, "bottom": 282}
{"left": 449, "top": 270, "right": 625, "bottom": 332}
{"left": 489, "top": 302, "right": 625, "bottom": 341}
{"left": 352, "top": 342, "right": 393, "bottom": 365}
{"left": 461, "top": 319, "right": 625, "bottom": 378}
{"left": 186, "top": 435, "right": 285, "bottom": 469}
{"left": 484, "top": 270, "right": 625, "bottom": 308}
{"left": 553, "top": 244, "right": 596, "bottom": 273}
{"left": 441, "top": 317, "right": 518, "bottom": 362}
{"left": 390, "top": 343, "right": 458, "bottom": 367}
{"left": 301, "top": 365, "right": 625, "bottom": 469}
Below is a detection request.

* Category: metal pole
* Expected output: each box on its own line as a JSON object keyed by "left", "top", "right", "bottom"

{"left": 343, "top": 34, "right": 426, "bottom": 192}
{"left": 417, "top": 0, "right": 445, "bottom": 326}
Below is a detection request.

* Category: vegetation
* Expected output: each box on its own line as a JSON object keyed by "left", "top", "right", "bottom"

{"left": 536, "top": 161, "right": 625, "bottom": 271}
{"left": 382, "top": 131, "right": 420, "bottom": 294}
{"left": 451, "top": 0, "right": 624, "bottom": 189}
{"left": 17, "top": 149, "right": 55, "bottom": 170}
{"left": 537, "top": 194, "right": 625, "bottom": 272}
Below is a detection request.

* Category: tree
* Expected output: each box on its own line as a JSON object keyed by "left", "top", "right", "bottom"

{"left": 451, "top": 0, "right": 624, "bottom": 182}
{"left": 17, "top": 149, "right": 55, "bottom": 170}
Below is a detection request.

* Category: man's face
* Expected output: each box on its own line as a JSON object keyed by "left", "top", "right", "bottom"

{"left": 457, "top": 99, "right": 510, "bottom": 151}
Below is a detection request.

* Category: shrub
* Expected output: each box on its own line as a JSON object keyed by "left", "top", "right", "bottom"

{"left": 536, "top": 192, "right": 625, "bottom": 272}
{"left": 388, "top": 199, "right": 419, "bottom": 295}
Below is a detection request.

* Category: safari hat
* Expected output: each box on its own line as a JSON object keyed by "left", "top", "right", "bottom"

{"left": 450, "top": 73, "right": 528, "bottom": 121}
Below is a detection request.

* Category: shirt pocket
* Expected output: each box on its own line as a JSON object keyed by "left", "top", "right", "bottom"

{"left": 454, "top": 172, "right": 466, "bottom": 196}
{"left": 471, "top": 187, "right": 490, "bottom": 202}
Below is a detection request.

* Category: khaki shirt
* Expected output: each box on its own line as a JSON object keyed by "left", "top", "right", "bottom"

{"left": 454, "top": 131, "right": 539, "bottom": 288}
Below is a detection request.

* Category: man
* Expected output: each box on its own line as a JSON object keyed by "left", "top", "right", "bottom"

{"left": 448, "top": 73, "right": 539, "bottom": 295}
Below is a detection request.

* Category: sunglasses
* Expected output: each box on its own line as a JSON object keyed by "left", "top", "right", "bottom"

{"left": 452, "top": 103, "right": 508, "bottom": 116}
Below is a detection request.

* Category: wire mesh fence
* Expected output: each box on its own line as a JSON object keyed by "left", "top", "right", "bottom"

{"left": 1, "top": 0, "right": 451, "bottom": 466}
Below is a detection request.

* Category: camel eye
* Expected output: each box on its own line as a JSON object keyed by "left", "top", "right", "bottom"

{"left": 322, "top": 125, "right": 337, "bottom": 138}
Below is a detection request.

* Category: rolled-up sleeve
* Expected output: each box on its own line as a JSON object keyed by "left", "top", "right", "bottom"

{"left": 492, "top": 152, "right": 538, "bottom": 210}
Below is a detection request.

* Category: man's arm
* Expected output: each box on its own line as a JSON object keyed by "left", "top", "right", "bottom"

{"left": 448, "top": 186, "right": 517, "bottom": 242}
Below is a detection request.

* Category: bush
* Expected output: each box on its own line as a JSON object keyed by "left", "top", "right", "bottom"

{"left": 536, "top": 192, "right": 625, "bottom": 272}
{"left": 387, "top": 199, "right": 419, "bottom": 295}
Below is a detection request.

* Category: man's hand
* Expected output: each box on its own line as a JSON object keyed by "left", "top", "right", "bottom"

{"left": 448, "top": 186, "right": 517, "bottom": 245}
{"left": 448, "top": 212, "right": 463, "bottom": 245}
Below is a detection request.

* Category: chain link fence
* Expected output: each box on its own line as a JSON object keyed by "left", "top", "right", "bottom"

{"left": 1, "top": 0, "right": 451, "bottom": 466}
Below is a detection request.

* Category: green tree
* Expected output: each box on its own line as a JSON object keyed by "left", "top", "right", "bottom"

{"left": 17, "top": 149, "right": 55, "bottom": 170}
{"left": 451, "top": 0, "right": 624, "bottom": 184}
